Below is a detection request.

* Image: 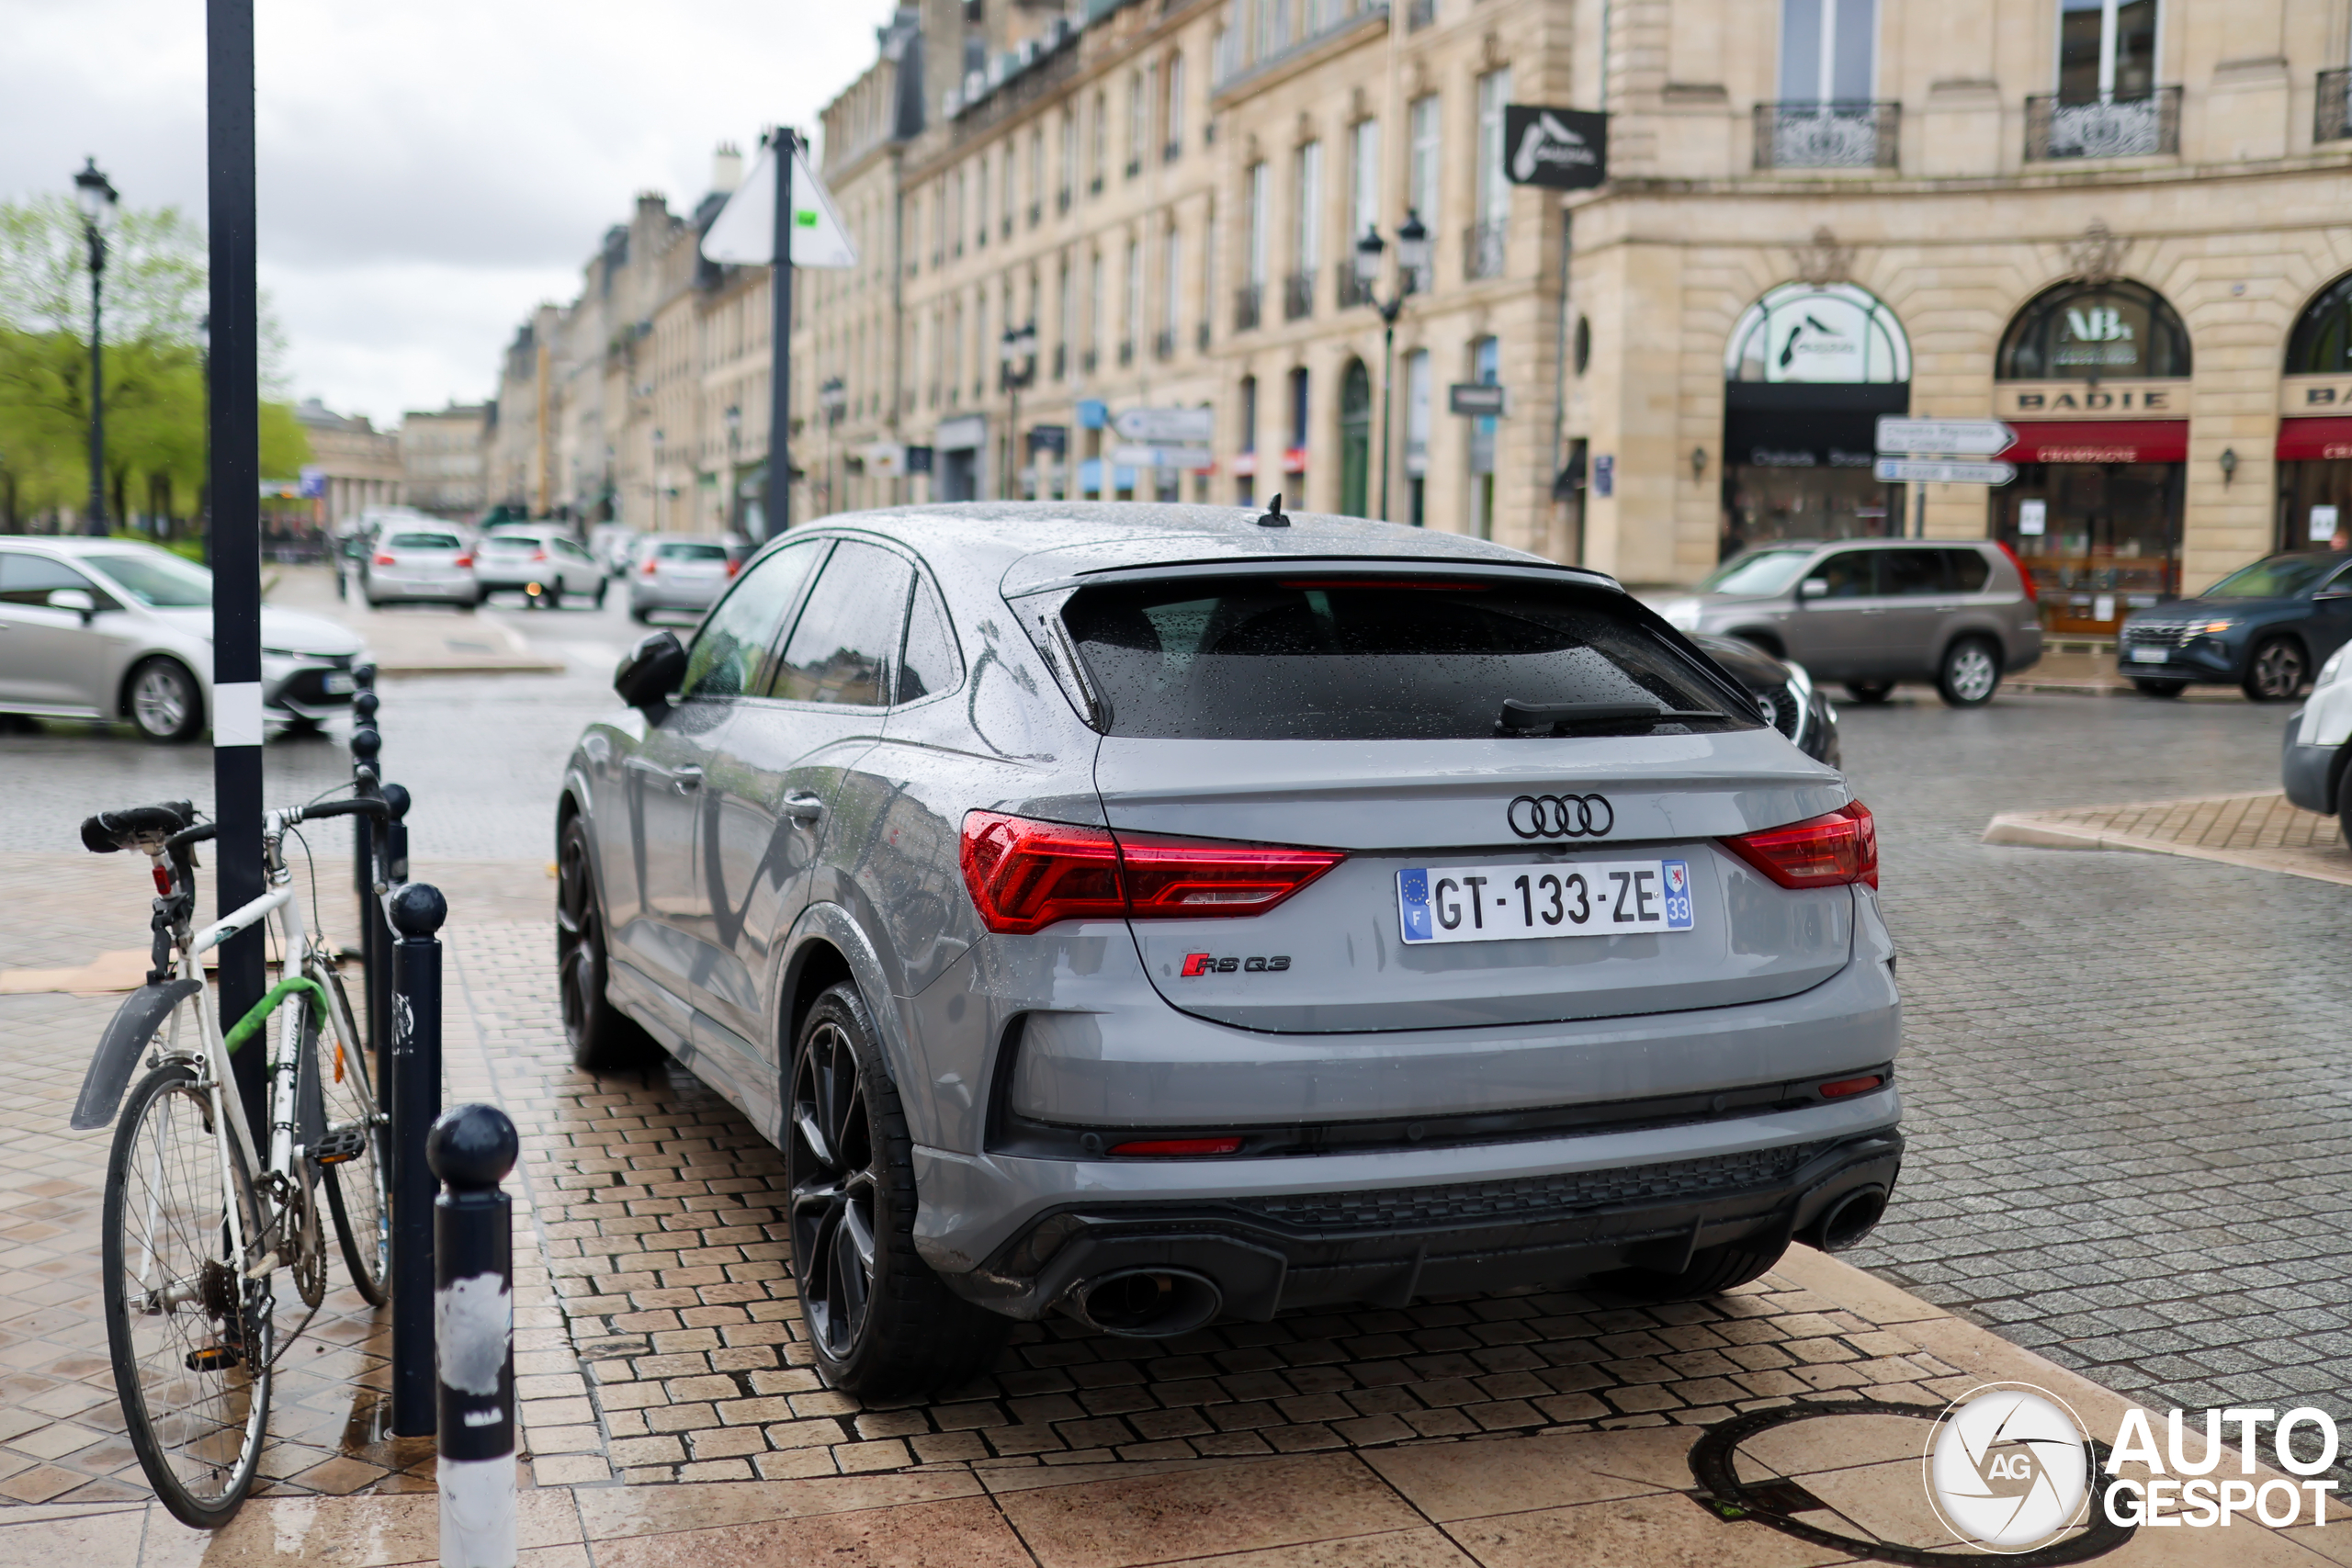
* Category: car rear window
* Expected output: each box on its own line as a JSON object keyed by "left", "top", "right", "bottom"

{"left": 388, "top": 532, "right": 460, "bottom": 550}
{"left": 1062, "top": 576, "right": 1754, "bottom": 740}
{"left": 480, "top": 536, "right": 537, "bottom": 553}
{"left": 657, "top": 542, "right": 730, "bottom": 562}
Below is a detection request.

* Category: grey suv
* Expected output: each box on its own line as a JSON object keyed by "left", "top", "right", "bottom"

{"left": 557, "top": 503, "right": 1903, "bottom": 1394}
{"left": 1657, "top": 539, "right": 2042, "bottom": 706}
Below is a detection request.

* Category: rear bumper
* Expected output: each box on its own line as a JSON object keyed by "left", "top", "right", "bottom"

{"left": 2281, "top": 718, "right": 2343, "bottom": 814}
{"left": 367, "top": 572, "right": 476, "bottom": 600}
{"left": 937, "top": 1122, "right": 1903, "bottom": 1323}
{"left": 630, "top": 581, "right": 724, "bottom": 610}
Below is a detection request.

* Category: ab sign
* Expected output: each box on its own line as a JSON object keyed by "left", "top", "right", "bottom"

{"left": 1502, "top": 107, "right": 1608, "bottom": 190}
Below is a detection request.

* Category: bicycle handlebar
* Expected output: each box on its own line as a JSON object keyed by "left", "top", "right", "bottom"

{"left": 85, "top": 793, "right": 390, "bottom": 858}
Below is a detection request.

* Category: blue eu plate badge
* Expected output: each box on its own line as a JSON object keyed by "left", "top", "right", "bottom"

{"left": 1397, "top": 868, "right": 1434, "bottom": 942}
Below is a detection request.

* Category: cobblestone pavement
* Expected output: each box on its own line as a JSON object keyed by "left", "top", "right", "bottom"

{"left": 1984, "top": 790, "right": 2352, "bottom": 886}
{"left": 1837, "top": 691, "right": 2352, "bottom": 1460}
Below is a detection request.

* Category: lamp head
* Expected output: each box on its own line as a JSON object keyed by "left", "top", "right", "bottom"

{"left": 1352, "top": 225, "right": 1385, "bottom": 286}
{"left": 73, "top": 158, "right": 119, "bottom": 231}
{"left": 1396, "top": 209, "right": 1431, "bottom": 276}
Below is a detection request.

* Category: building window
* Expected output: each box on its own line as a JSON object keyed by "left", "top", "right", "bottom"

{"left": 1163, "top": 224, "right": 1182, "bottom": 344}
{"left": 1125, "top": 239, "right": 1141, "bottom": 364}
{"left": 1469, "top": 336, "right": 1499, "bottom": 538}
{"left": 975, "top": 158, "right": 989, "bottom": 249}
{"left": 1256, "top": 0, "right": 1279, "bottom": 62}
{"left": 1288, "top": 139, "right": 1322, "bottom": 319}
{"left": 1088, "top": 251, "right": 1103, "bottom": 370}
{"left": 1165, "top": 53, "right": 1187, "bottom": 159}
{"left": 1349, "top": 118, "right": 1379, "bottom": 248}
{"left": 1060, "top": 111, "right": 1077, "bottom": 209}
{"left": 1473, "top": 68, "right": 1512, "bottom": 285}
{"left": 1404, "top": 348, "right": 1430, "bottom": 525}
{"left": 1128, "top": 72, "right": 1148, "bottom": 177}
{"left": 1029, "top": 129, "right": 1045, "bottom": 226}
{"left": 1408, "top": 94, "right": 1440, "bottom": 288}
{"left": 1289, "top": 365, "right": 1309, "bottom": 450}
{"left": 1091, "top": 91, "right": 1108, "bottom": 193}
{"left": 1779, "top": 0, "right": 1876, "bottom": 103}
{"left": 2060, "top": 0, "right": 2157, "bottom": 104}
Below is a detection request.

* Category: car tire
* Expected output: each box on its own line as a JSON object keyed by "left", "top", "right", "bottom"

{"left": 786, "top": 982, "right": 1011, "bottom": 1398}
{"left": 1844, "top": 681, "right": 1894, "bottom": 704}
{"left": 556, "top": 817, "right": 662, "bottom": 1074}
{"left": 125, "top": 657, "right": 205, "bottom": 743}
{"left": 2338, "top": 758, "right": 2352, "bottom": 852}
{"left": 1597, "top": 1237, "right": 1787, "bottom": 1303}
{"left": 594, "top": 579, "right": 608, "bottom": 609}
{"left": 1936, "top": 637, "right": 2002, "bottom": 707}
{"left": 628, "top": 604, "right": 650, "bottom": 625}
{"left": 2242, "top": 637, "right": 2307, "bottom": 703}
{"left": 2132, "top": 679, "right": 2187, "bottom": 698}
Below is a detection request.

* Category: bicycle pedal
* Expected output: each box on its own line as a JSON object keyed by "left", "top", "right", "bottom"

{"left": 185, "top": 1344, "right": 242, "bottom": 1373}
{"left": 313, "top": 1124, "right": 368, "bottom": 1165}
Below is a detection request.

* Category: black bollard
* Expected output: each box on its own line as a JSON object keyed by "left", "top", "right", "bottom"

{"left": 428, "top": 1103, "right": 518, "bottom": 1568}
{"left": 389, "top": 880, "right": 447, "bottom": 1438}
{"left": 380, "top": 782, "right": 413, "bottom": 888}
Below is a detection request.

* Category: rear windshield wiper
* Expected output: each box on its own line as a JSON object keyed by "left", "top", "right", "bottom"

{"left": 1498, "top": 698, "right": 1728, "bottom": 735}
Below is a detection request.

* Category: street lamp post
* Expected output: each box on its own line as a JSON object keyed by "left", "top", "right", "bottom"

{"left": 1351, "top": 210, "right": 1430, "bottom": 525}
{"left": 999, "top": 322, "right": 1037, "bottom": 499}
{"left": 723, "top": 404, "right": 741, "bottom": 531}
{"left": 74, "top": 158, "right": 119, "bottom": 536}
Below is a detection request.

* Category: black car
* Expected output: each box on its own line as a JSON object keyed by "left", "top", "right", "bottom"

{"left": 1693, "top": 631, "right": 1842, "bottom": 767}
{"left": 2118, "top": 550, "right": 2352, "bottom": 701}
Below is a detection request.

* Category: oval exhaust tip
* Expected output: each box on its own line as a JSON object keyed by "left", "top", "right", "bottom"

{"left": 1815, "top": 1185, "right": 1888, "bottom": 1252}
{"left": 1069, "top": 1269, "right": 1222, "bottom": 1337}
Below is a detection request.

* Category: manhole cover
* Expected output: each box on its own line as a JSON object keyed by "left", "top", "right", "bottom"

{"left": 1687, "top": 1398, "right": 2135, "bottom": 1566}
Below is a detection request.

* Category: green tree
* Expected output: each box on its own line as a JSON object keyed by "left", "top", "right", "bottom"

{"left": 0, "top": 197, "right": 306, "bottom": 534}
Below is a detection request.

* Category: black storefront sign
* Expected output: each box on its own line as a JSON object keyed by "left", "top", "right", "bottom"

{"left": 1027, "top": 424, "right": 1069, "bottom": 457}
{"left": 1502, "top": 107, "right": 1608, "bottom": 190}
{"left": 904, "top": 446, "right": 935, "bottom": 474}
{"left": 1724, "top": 382, "right": 1909, "bottom": 468}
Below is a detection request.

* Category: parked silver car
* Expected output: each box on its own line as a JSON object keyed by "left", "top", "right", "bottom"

{"left": 0, "top": 538, "right": 366, "bottom": 740}
{"left": 627, "top": 536, "right": 742, "bottom": 621}
{"left": 556, "top": 503, "right": 1902, "bottom": 1395}
{"left": 363, "top": 524, "right": 481, "bottom": 608}
{"left": 473, "top": 529, "right": 605, "bottom": 608}
{"left": 1655, "top": 539, "right": 2042, "bottom": 706}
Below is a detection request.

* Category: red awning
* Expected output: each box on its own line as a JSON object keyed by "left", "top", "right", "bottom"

{"left": 1998, "top": 420, "right": 2188, "bottom": 465}
{"left": 2277, "top": 417, "right": 2352, "bottom": 462}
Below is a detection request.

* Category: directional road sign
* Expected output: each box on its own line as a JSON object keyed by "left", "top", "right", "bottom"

{"left": 1874, "top": 418, "right": 2016, "bottom": 457}
{"left": 1873, "top": 457, "right": 2018, "bottom": 486}
{"left": 1113, "top": 406, "right": 1214, "bottom": 444}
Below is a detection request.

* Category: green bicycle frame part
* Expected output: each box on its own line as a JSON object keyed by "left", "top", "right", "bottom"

{"left": 221, "top": 975, "right": 330, "bottom": 1056}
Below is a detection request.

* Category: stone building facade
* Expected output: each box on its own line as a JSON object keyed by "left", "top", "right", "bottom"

{"left": 397, "top": 401, "right": 488, "bottom": 519}
{"left": 293, "top": 398, "right": 402, "bottom": 528}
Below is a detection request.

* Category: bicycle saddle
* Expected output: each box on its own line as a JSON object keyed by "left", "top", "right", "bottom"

{"left": 81, "top": 801, "right": 197, "bottom": 854}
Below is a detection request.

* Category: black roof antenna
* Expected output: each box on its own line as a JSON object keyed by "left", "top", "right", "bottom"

{"left": 1255, "top": 492, "right": 1289, "bottom": 528}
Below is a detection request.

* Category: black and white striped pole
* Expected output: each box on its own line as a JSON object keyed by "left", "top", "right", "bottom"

{"left": 428, "top": 1103, "right": 518, "bottom": 1568}
{"left": 208, "top": 0, "right": 268, "bottom": 1140}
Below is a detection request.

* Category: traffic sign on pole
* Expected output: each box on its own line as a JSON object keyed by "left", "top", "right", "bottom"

{"left": 1112, "top": 407, "right": 1214, "bottom": 444}
{"left": 1872, "top": 457, "right": 2018, "bottom": 486}
{"left": 1874, "top": 418, "right": 2016, "bottom": 457}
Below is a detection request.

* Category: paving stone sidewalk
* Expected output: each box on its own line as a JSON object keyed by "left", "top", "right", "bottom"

{"left": 1982, "top": 790, "right": 2352, "bottom": 886}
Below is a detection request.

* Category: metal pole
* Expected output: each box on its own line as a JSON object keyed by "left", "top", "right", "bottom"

{"left": 1914, "top": 482, "right": 1928, "bottom": 539}
{"left": 209, "top": 0, "right": 268, "bottom": 1139}
{"left": 767, "top": 128, "right": 796, "bottom": 541}
{"left": 1378, "top": 316, "right": 1396, "bottom": 524}
{"left": 390, "top": 880, "right": 447, "bottom": 1438}
{"left": 429, "top": 1104, "right": 518, "bottom": 1568}
{"left": 86, "top": 226, "right": 106, "bottom": 536}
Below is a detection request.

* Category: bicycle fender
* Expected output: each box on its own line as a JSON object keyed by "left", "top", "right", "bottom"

{"left": 71, "top": 978, "right": 202, "bottom": 1132}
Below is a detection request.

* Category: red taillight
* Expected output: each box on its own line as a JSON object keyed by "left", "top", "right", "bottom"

{"left": 531, "top": 548, "right": 548, "bottom": 562}
{"left": 726, "top": 558, "right": 742, "bottom": 578}
{"left": 1110, "top": 1136, "right": 1243, "bottom": 1157}
{"left": 958, "top": 811, "right": 1344, "bottom": 936}
{"left": 372, "top": 552, "right": 395, "bottom": 566}
{"left": 454, "top": 554, "right": 472, "bottom": 568}
{"left": 1995, "top": 540, "right": 2039, "bottom": 603}
{"left": 1819, "top": 1074, "right": 1884, "bottom": 1100}
{"left": 642, "top": 558, "right": 659, "bottom": 575}
{"left": 1720, "top": 801, "right": 1878, "bottom": 890}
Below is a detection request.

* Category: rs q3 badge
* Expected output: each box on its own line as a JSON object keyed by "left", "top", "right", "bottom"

{"left": 1181, "top": 953, "right": 1291, "bottom": 976}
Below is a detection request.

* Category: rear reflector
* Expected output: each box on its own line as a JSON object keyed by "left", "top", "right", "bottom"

{"left": 1720, "top": 801, "right": 1878, "bottom": 890}
{"left": 1109, "top": 1136, "right": 1243, "bottom": 1156}
{"left": 1819, "top": 1074, "right": 1884, "bottom": 1100}
{"left": 959, "top": 811, "right": 1343, "bottom": 936}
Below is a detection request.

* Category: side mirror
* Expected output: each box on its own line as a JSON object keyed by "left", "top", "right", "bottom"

{"left": 614, "top": 629, "right": 688, "bottom": 713}
{"left": 46, "top": 588, "right": 97, "bottom": 624}
{"left": 1797, "top": 578, "right": 1829, "bottom": 602}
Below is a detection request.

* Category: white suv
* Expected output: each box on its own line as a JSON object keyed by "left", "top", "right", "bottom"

{"left": 2283, "top": 640, "right": 2352, "bottom": 844}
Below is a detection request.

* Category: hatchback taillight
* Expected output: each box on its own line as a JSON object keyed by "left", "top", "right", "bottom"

{"left": 726, "top": 558, "right": 741, "bottom": 578}
{"left": 1720, "top": 801, "right": 1878, "bottom": 890}
{"left": 531, "top": 548, "right": 548, "bottom": 562}
{"left": 454, "top": 554, "right": 472, "bottom": 568}
{"left": 643, "top": 558, "right": 660, "bottom": 575}
{"left": 373, "top": 552, "right": 395, "bottom": 566}
{"left": 959, "top": 811, "right": 1344, "bottom": 936}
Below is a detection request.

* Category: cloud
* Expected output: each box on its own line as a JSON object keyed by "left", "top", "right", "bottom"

{"left": 0, "top": 0, "right": 899, "bottom": 425}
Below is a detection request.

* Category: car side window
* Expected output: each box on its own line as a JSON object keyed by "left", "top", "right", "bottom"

{"left": 1879, "top": 550, "right": 1951, "bottom": 597}
{"left": 1948, "top": 549, "right": 1992, "bottom": 592}
{"left": 768, "top": 541, "right": 913, "bottom": 707}
{"left": 680, "top": 541, "right": 825, "bottom": 700}
{"left": 896, "top": 574, "right": 962, "bottom": 704}
{"left": 1811, "top": 551, "right": 1878, "bottom": 599}
{"left": 0, "top": 552, "right": 104, "bottom": 607}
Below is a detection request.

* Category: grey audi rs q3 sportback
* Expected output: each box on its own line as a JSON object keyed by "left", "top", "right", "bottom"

{"left": 557, "top": 502, "right": 1903, "bottom": 1395}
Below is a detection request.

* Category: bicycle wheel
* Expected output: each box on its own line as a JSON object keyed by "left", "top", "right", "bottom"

{"left": 104, "top": 1060, "right": 271, "bottom": 1529}
{"left": 316, "top": 966, "right": 389, "bottom": 1306}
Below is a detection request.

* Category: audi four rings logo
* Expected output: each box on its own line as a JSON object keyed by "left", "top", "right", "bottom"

{"left": 1508, "top": 794, "right": 1615, "bottom": 839}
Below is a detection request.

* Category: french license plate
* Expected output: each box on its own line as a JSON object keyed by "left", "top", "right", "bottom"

{"left": 323, "top": 673, "right": 356, "bottom": 694}
{"left": 2129, "top": 647, "right": 2169, "bottom": 663}
{"left": 1398, "top": 860, "right": 1694, "bottom": 945}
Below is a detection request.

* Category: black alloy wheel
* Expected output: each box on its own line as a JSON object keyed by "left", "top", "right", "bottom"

{"left": 784, "top": 984, "right": 1009, "bottom": 1397}
{"left": 555, "top": 816, "right": 660, "bottom": 1072}
{"left": 2243, "top": 637, "right": 2307, "bottom": 702}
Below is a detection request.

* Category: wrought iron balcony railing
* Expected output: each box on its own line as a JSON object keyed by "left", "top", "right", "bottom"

{"left": 1752, "top": 100, "right": 1899, "bottom": 169}
{"left": 1464, "top": 220, "right": 1507, "bottom": 281}
{"left": 1283, "top": 270, "right": 1316, "bottom": 321}
{"left": 1235, "top": 284, "right": 1263, "bottom": 333}
{"left": 2025, "top": 86, "right": 2180, "bottom": 161}
{"left": 1153, "top": 329, "right": 1176, "bottom": 361}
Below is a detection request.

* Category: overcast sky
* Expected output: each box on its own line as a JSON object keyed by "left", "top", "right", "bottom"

{"left": 0, "top": 0, "right": 899, "bottom": 429}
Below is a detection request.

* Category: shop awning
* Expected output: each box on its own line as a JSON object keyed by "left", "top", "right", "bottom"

{"left": 1998, "top": 421, "right": 2188, "bottom": 464}
{"left": 2276, "top": 417, "right": 2352, "bottom": 461}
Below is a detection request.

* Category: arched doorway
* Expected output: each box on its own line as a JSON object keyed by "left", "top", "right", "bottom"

{"left": 1721, "top": 281, "right": 1911, "bottom": 560}
{"left": 1992, "top": 278, "right": 2192, "bottom": 633}
{"left": 2278, "top": 273, "right": 2352, "bottom": 553}
{"left": 1339, "top": 359, "right": 1373, "bottom": 518}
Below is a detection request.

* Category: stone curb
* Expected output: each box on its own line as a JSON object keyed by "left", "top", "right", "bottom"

{"left": 1982, "top": 808, "right": 2352, "bottom": 887}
